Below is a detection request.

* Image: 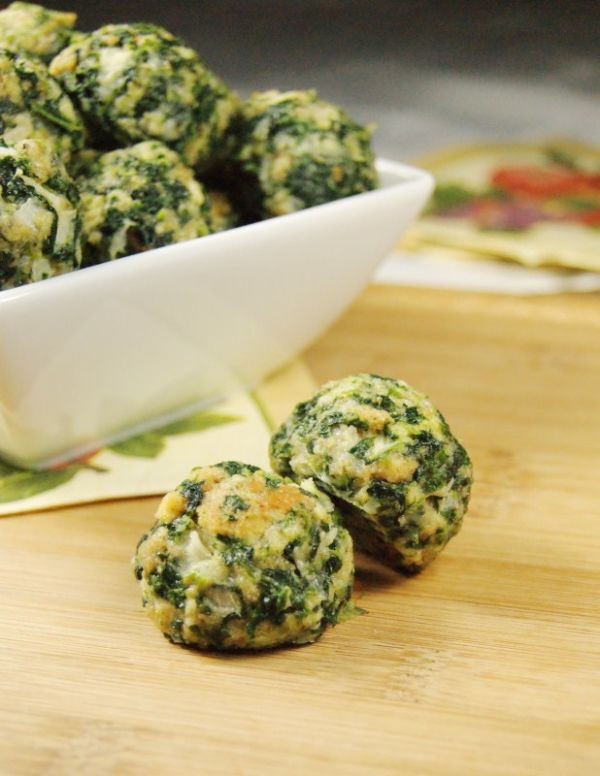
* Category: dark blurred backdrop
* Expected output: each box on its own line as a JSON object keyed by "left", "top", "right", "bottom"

{"left": 46, "top": 0, "right": 599, "bottom": 159}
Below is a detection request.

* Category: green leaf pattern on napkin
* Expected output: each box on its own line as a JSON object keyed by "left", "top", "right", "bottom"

{"left": 0, "top": 411, "right": 241, "bottom": 503}
{"left": 0, "top": 461, "right": 80, "bottom": 504}
{"left": 108, "top": 432, "right": 166, "bottom": 459}
{"left": 108, "top": 412, "right": 239, "bottom": 458}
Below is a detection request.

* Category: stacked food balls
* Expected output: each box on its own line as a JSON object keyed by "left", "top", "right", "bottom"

{"left": 0, "top": 3, "right": 378, "bottom": 291}
{"left": 133, "top": 375, "right": 473, "bottom": 652}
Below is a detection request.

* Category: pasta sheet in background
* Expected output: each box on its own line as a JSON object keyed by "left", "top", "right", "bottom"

{"left": 0, "top": 360, "right": 316, "bottom": 516}
{"left": 377, "top": 139, "right": 600, "bottom": 295}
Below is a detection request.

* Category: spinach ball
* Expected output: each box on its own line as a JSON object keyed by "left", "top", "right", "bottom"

{"left": 49, "top": 23, "right": 238, "bottom": 172}
{"left": 0, "top": 2, "right": 76, "bottom": 62}
{"left": 133, "top": 462, "right": 354, "bottom": 651}
{"left": 77, "top": 141, "right": 215, "bottom": 264}
{"left": 0, "top": 48, "right": 85, "bottom": 166}
{"left": 228, "top": 89, "right": 378, "bottom": 219}
{"left": 0, "top": 137, "right": 81, "bottom": 290}
{"left": 270, "top": 374, "right": 473, "bottom": 574}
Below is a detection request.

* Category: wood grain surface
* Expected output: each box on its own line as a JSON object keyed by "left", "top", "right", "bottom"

{"left": 1, "top": 286, "right": 600, "bottom": 775}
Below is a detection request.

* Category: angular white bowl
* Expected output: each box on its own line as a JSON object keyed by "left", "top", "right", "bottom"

{"left": 0, "top": 159, "right": 433, "bottom": 468}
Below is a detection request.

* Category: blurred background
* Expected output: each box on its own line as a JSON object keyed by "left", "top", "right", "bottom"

{"left": 48, "top": 0, "right": 599, "bottom": 160}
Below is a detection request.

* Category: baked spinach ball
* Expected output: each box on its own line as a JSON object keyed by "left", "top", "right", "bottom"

{"left": 78, "top": 141, "right": 215, "bottom": 264}
{"left": 0, "top": 2, "right": 76, "bottom": 62}
{"left": 49, "top": 23, "right": 238, "bottom": 172}
{"left": 0, "top": 48, "right": 85, "bottom": 165}
{"left": 0, "top": 137, "right": 82, "bottom": 290}
{"left": 227, "top": 89, "right": 378, "bottom": 219}
{"left": 270, "top": 374, "right": 473, "bottom": 574}
{"left": 133, "top": 462, "right": 354, "bottom": 650}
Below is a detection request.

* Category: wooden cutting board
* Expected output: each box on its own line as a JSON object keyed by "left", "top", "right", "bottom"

{"left": 1, "top": 286, "right": 599, "bottom": 775}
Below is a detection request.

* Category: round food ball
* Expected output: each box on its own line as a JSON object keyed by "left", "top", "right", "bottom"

{"left": 78, "top": 141, "right": 215, "bottom": 264}
{"left": 133, "top": 461, "right": 354, "bottom": 651}
{"left": 0, "top": 48, "right": 85, "bottom": 165}
{"left": 49, "top": 23, "right": 238, "bottom": 172}
{"left": 0, "top": 2, "right": 76, "bottom": 62}
{"left": 270, "top": 374, "right": 473, "bottom": 574}
{"left": 228, "top": 89, "right": 378, "bottom": 219}
{"left": 0, "top": 137, "right": 82, "bottom": 290}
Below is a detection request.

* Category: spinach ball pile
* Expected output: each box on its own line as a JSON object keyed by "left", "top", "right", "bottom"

{"left": 0, "top": 3, "right": 378, "bottom": 291}
{"left": 134, "top": 375, "right": 472, "bottom": 652}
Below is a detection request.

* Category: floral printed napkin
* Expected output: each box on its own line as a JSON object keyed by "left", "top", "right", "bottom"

{"left": 0, "top": 360, "right": 315, "bottom": 516}
{"left": 404, "top": 139, "right": 600, "bottom": 272}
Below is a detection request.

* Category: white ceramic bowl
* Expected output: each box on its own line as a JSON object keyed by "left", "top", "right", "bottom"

{"left": 0, "top": 158, "right": 432, "bottom": 468}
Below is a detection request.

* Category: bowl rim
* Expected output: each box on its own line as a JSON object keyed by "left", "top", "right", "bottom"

{"left": 0, "top": 157, "right": 432, "bottom": 305}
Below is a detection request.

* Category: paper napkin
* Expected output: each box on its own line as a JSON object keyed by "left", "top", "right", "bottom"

{"left": 385, "top": 139, "right": 600, "bottom": 294}
{"left": 0, "top": 360, "right": 315, "bottom": 516}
